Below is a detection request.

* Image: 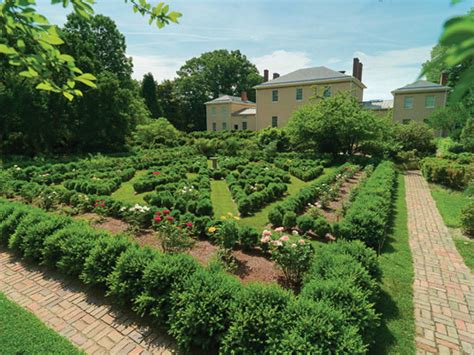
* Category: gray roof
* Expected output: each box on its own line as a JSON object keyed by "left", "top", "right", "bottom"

{"left": 392, "top": 80, "right": 448, "bottom": 94}
{"left": 254, "top": 66, "right": 359, "bottom": 89}
{"left": 232, "top": 108, "right": 256, "bottom": 116}
{"left": 205, "top": 95, "right": 255, "bottom": 105}
{"left": 362, "top": 99, "right": 393, "bottom": 110}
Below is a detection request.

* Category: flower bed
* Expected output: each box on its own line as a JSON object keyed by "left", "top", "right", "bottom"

{"left": 0, "top": 198, "right": 381, "bottom": 353}
{"left": 226, "top": 162, "right": 290, "bottom": 216}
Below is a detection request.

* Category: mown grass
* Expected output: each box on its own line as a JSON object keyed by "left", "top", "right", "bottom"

{"left": 370, "top": 173, "right": 415, "bottom": 355}
{"left": 210, "top": 179, "right": 238, "bottom": 219}
{"left": 429, "top": 183, "right": 473, "bottom": 272}
{"left": 111, "top": 170, "right": 147, "bottom": 204}
{"left": 0, "top": 292, "right": 81, "bottom": 354}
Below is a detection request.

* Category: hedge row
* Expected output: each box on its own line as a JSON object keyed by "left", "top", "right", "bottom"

{"left": 0, "top": 199, "right": 381, "bottom": 353}
{"left": 268, "top": 163, "right": 358, "bottom": 226}
{"left": 275, "top": 157, "right": 325, "bottom": 181}
{"left": 421, "top": 157, "right": 473, "bottom": 190}
{"left": 336, "top": 161, "right": 397, "bottom": 251}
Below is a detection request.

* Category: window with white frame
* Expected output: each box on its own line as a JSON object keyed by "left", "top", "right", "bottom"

{"left": 404, "top": 96, "right": 414, "bottom": 109}
{"left": 425, "top": 95, "right": 435, "bottom": 108}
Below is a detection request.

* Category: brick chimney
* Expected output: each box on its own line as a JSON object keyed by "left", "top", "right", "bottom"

{"left": 263, "top": 69, "right": 269, "bottom": 82}
{"left": 273, "top": 73, "right": 280, "bottom": 79}
{"left": 358, "top": 62, "right": 363, "bottom": 81}
{"left": 352, "top": 57, "right": 360, "bottom": 79}
{"left": 440, "top": 72, "right": 448, "bottom": 86}
{"left": 240, "top": 91, "right": 248, "bottom": 102}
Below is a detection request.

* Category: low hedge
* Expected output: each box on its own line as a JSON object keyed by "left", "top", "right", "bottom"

{"left": 421, "top": 157, "right": 473, "bottom": 190}
{"left": 0, "top": 199, "right": 381, "bottom": 353}
{"left": 336, "top": 161, "right": 396, "bottom": 251}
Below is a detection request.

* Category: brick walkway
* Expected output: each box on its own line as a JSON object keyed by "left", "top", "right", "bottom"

{"left": 0, "top": 250, "right": 177, "bottom": 354}
{"left": 405, "top": 171, "right": 474, "bottom": 354}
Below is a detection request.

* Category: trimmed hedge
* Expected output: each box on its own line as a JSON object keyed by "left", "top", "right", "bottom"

{"left": 0, "top": 199, "right": 381, "bottom": 353}
{"left": 421, "top": 157, "right": 473, "bottom": 190}
{"left": 336, "top": 161, "right": 397, "bottom": 251}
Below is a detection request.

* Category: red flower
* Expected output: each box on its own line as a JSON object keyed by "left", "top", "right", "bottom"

{"left": 163, "top": 209, "right": 170, "bottom": 215}
{"left": 152, "top": 171, "right": 161, "bottom": 175}
{"left": 155, "top": 211, "right": 162, "bottom": 216}
{"left": 166, "top": 216, "right": 174, "bottom": 222}
{"left": 154, "top": 216, "right": 162, "bottom": 222}
{"left": 185, "top": 222, "right": 193, "bottom": 228}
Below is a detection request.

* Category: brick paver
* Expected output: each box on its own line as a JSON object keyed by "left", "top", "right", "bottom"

{"left": 0, "top": 250, "right": 177, "bottom": 354}
{"left": 405, "top": 171, "right": 474, "bottom": 354}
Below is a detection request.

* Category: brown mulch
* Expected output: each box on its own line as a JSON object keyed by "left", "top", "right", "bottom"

{"left": 74, "top": 213, "right": 282, "bottom": 284}
{"left": 318, "top": 172, "right": 364, "bottom": 223}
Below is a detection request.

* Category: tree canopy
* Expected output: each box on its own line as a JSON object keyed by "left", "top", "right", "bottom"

{"left": 174, "top": 49, "right": 262, "bottom": 131}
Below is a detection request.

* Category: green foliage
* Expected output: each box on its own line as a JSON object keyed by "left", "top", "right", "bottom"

{"left": 133, "top": 118, "right": 181, "bottom": 148}
{"left": 337, "top": 161, "right": 396, "bottom": 251}
{"left": 297, "top": 214, "right": 316, "bottom": 234}
{"left": 426, "top": 104, "right": 470, "bottom": 139}
{"left": 238, "top": 225, "right": 259, "bottom": 250}
{"left": 168, "top": 269, "right": 241, "bottom": 351}
{"left": 282, "top": 211, "right": 297, "bottom": 229}
{"left": 0, "top": 0, "right": 180, "bottom": 99}
{"left": 460, "top": 117, "right": 474, "bottom": 152}
{"left": 81, "top": 234, "right": 133, "bottom": 287}
{"left": 286, "top": 93, "right": 384, "bottom": 155}
{"left": 421, "top": 157, "right": 473, "bottom": 190}
{"left": 393, "top": 121, "right": 436, "bottom": 157}
{"left": 221, "top": 284, "right": 291, "bottom": 353}
{"left": 461, "top": 201, "right": 474, "bottom": 237}
{"left": 313, "top": 216, "right": 332, "bottom": 238}
{"left": 140, "top": 72, "right": 161, "bottom": 118}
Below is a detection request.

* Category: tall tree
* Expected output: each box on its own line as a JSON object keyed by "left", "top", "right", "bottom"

{"left": 141, "top": 73, "right": 161, "bottom": 118}
{"left": 175, "top": 49, "right": 262, "bottom": 131}
{"left": 156, "top": 79, "right": 183, "bottom": 129}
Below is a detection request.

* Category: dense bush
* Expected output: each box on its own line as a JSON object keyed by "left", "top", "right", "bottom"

{"left": 421, "top": 157, "right": 473, "bottom": 190}
{"left": 461, "top": 201, "right": 474, "bottom": 237}
{"left": 337, "top": 161, "right": 396, "bottom": 251}
{"left": 238, "top": 225, "right": 259, "bottom": 250}
{"left": 0, "top": 199, "right": 382, "bottom": 352}
{"left": 297, "top": 214, "right": 317, "bottom": 234}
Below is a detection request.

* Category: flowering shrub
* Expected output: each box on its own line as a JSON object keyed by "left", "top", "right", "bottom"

{"left": 122, "top": 203, "right": 153, "bottom": 229}
{"left": 261, "top": 229, "right": 314, "bottom": 290}
{"left": 153, "top": 210, "right": 195, "bottom": 253}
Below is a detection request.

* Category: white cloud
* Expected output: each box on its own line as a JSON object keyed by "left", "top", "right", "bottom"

{"left": 252, "top": 50, "right": 313, "bottom": 76}
{"left": 352, "top": 45, "right": 434, "bottom": 100}
{"left": 129, "top": 54, "right": 184, "bottom": 81}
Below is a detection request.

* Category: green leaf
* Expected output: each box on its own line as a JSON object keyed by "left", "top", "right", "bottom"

{"left": 63, "top": 91, "right": 74, "bottom": 101}
{"left": 0, "top": 44, "right": 18, "bottom": 55}
{"left": 75, "top": 73, "right": 96, "bottom": 81}
{"left": 74, "top": 76, "right": 97, "bottom": 88}
{"left": 36, "top": 82, "right": 55, "bottom": 91}
{"left": 39, "top": 33, "right": 64, "bottom": 45}
{"left": 59, "top": 54, "right": 75, "bottom": 62}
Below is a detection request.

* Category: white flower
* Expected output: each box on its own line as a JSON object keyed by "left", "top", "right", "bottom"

{"left": 292, "top": 230, "right": 299, "bottom": 236}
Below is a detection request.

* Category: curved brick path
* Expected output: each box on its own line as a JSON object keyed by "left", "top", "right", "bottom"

{"left": 0, "top": 251, "right": 177, "bottom": 354}
{"left": 405, "top": 171, "right": 474, "bottom": 354}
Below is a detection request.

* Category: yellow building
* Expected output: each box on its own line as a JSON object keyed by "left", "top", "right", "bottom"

{"left": 391, "top": 80, "right": 449, "bottom": 124}
{"left": 205, "top": 92, "right": 256, "bottom": 131}
{"left": 253, "top": 58, "right": 366, "bottom": 129}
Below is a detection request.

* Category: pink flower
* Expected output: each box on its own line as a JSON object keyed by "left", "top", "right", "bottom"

{"left": 274, "top": 227, "right": 284, "bottom": 233}
{"left": 186, "top": 222, "right": 193, "bottom": 228}
{"left": 262, "top": 230, "right": 272, "bottom": 237}
{"left": 280, "top": 235, "right": 290, "bottom": 242}
{"left": 155, "top": 211, "right": 162, "bottom": 216}
{"left": 260, "top": 236, "right": 271, "bottom": 243}
{"left": 163, "top": 209, "right": 170, "bottom": 215}
{"left": 299, "top": 239, "right": 305, "bottom": 245}
{"left": 152, "top": 171, "right": 161, "bottom": 175}
{"left": 166, "top": 216, "right": 174, "bottom": 222}
{"left": 271, "top": 240, "right": 283, "bottom": 247}
{"left": 154, "top": 216, "right": 162, "bottom": 222}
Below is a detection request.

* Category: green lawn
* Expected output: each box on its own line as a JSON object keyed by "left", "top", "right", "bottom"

{"left": 370, "top": 173, "right": 415, "bottom": 355}
{"left": 210, "top": 179, "right": 238, "bottom": 219}
{"left": 0, "top": 292, "right": 81, "bottom": 354}
{"left": 111, "top": 170, "right": 148, "bottom": 204}
{"left": 429, "top": 183, "right": 473, "bottom": 272}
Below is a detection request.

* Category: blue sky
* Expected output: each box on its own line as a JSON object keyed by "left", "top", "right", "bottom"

{"left": 38, "top": 0, "right": 473, "bottom": 99}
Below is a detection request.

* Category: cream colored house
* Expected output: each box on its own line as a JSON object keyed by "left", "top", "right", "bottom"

{"left": 391, "top": 80, "right": 449, "bottom": 124}
{"left": 253, "top": 58, "right": 366, "bottom": 129}
{"left": 205, "top": 93, "right": 256, "bottom": 131}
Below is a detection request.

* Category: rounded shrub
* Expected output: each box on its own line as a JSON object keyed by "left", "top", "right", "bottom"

{"left": 0, "top": 206, "right": 31, "bottom": 246}
{"left": 221, "top": 284, "right": 291, "bottom": 353}
{"left": 168, "top": 268, "right": 242, "bottom": 351}
{"left": 196, "top": 198, "right": 213, "bottom": 216}
{"left": 282, "top": 211, "right": 297, "bottom": 229}
{"left": 238, "top": 225, "right": 259, "bottom": 250}
{"left": 297, "top": 215, "right": 317, "bottom": 234}
{"left": 81, "top": 234, "right": 134, "bottom": 287}
{"left": 8, "top": 210, "right": 48, "bottom": 254}
{"left": 461, "top": 201, "right": 474, "bottom": 237}
{"left": 312, "top": 216, "right": 332, "bottom": 238}
{"left": 266, "top": 298, "right": 366, "bottom": 354}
